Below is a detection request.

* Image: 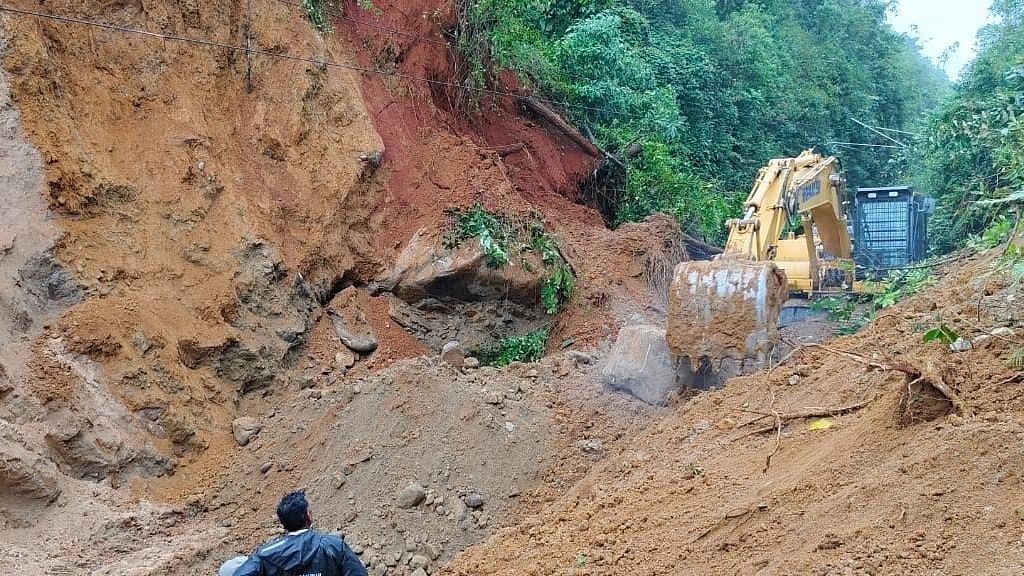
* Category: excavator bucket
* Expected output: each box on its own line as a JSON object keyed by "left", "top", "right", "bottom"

{"left": 666, "top": 260, "right": 788, "bottom": 368}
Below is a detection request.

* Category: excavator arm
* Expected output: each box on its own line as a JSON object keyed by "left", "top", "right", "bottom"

{"left": 667, "top": 150, "right": 854, "bottom": 366}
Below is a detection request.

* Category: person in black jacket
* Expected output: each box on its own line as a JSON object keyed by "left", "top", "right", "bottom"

{"left": 230, "top": 491, "right": 367, "bottom": 576}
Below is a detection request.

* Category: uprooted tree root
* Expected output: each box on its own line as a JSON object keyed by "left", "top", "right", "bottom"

{"left": 800, "top": 343, "right": 969, "bottom": 422}
{"left": 735, "top": 342, "right": 969, "bottom": 473}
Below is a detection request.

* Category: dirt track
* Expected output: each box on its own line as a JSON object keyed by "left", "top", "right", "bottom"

{"left": 1, "top": 1, "right": 1023, "bottom": 575}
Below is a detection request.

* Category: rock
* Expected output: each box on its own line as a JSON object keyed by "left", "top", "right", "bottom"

{"left": 441, "top": 341, "right": 465, "bottom": 367}
{"left": 463, "top": 357, "right": 480, "bottom": 369}
{"left": 335, "top": 350, "right": 356, "bottom": 369}
{"left": 421, "top": 543, "right": 443, "bottom": 561}
{"left": 950, "top": 337, "right": 973, "bottom": 352}
{"left": 566, "top": 350, "right": 593, "bottom": 365}
{"left": 410, "top": 555, "right": 430, "bottom": 570}
{"left": 383, "top": 228, "right": 545, "bottom": 306}
{"left": 526, "top": 369, "right": 538, "bottom": 379}
{"left": 327, "top": 289, "right": 379, "bottom": 354}
{"left": 0, "top": 425, "right": 62, "bottom": 511}
{"left": 787, "top": 374, "right": 801, "bottom": 386}
{"left": 396, "top": 482, "right": 427, "bottom": 508}
{"left": 308, "top": 389, "right": 322, "bottom": 400}
{"left": 411, "top": 569, "right": 428, "bottom": 576}
{"left": 231, "top": 417, "right": 262, "bottom": 446}
{"left": 463, "top": 492, "right": 486, "bottom": 508}
{"left": 600, "top": 325, "right": 689, "bottom": 406}
{"left": 260, "top": 462, "right": 273, "bottom": 474}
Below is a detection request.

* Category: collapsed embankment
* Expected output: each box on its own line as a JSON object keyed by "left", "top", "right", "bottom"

{"left": 0, "top": 0, "right": 685, "bottom": 573}
{"left": 445, "top": 252, "right": 1024, "bottom": 576}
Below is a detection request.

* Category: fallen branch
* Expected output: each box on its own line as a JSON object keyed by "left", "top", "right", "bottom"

{"left": 519, "top": 96, "right": 602, "bottom": 158}
{"left": 733, "top": 399, "right": 873, "bottom": 425}
{"left": 731, "top": 400, "right": 873, "bottom": 442}
{"left": 491, "top": 143, "right": 526, "bottom": 157}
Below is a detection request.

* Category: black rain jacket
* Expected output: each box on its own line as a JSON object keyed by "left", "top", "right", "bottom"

{"left": 234, "top": 529, "right": 367, "bottom": 576}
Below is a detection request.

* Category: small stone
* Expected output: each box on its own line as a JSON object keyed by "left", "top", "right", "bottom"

{"left": 463, "top": 357, "right": 480, "bottom": 369}
{"left": 410, "top": 555, "right": 430, "bottom": 570}
{"left": 463, "top": 492, "right": 486, "bottom": 509}
{"left": 435, "top": 505, "right": 447, "bottom": 515}
{"left": 396, "top": 482, "right": 427, "bottom": 508}
{"left": 527, "top": 369, "right": 538, "bottom": 379}
{"left": 260, "top": 462, "right": 273, "bottom": 474}
{"left": 232, "top": 417, "right": 262, "bottom": 446}
{"left": 353, "top": 384, "right": 362, "bottom": 394}
{"left": 788, "top": 374, "right": 801, "bottom": 386}
{"left": 351, "top": 544, "right": 365, "bottom": 555}
{"left": 504, "top": 421, "right": 515, "bottom": 433}
{"left": 309, "top": 389, "right": 323, "bottom": 400}
{"left": 411, "top": 569, "right": 428, "bottom": 576}
{"left": 334, "top": 475, "right": 346, "bottom": 489}
{"left": 335, "top": 350, "right": 356, "bottom": 369}
{"left": 441, "top": 341, "right": 465, "bottom": 367}
{"left": 950, "top": 337, "right": 973, "bottom": 352}
{"left": 485, "top": 392, "right": 503, "bottom": 405}
{"left": 566, "top": 350, "right": 593, "bottom": 365}
{"left": 422, "top": 543, "right": 443, "bottom": 560}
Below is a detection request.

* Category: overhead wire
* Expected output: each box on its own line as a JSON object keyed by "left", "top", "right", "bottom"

{"left": 0, "top": 4, "right": 652, "bottom": 121}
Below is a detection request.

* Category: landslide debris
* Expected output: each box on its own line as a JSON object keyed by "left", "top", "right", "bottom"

{"left": 444, "top": 252, "right": 1024, "bottom": 576}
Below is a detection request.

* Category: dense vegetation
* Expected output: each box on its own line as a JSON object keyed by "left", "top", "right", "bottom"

{"left": 457, "top": 0, "right": 946, "bottom": 243}
{"left": 917, "top": 0, "right": 1024, "bottom": 253}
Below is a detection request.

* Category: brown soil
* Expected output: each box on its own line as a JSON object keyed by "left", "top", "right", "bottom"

{"left": 3, "top": 1, "right": 1023, "bottom": 575}
{"left": 445, "top": 253, "right": 1024, "bottom": 576}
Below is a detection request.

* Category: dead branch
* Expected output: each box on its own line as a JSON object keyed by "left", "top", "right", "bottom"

{"left": 491, "top": 143, "right": 526, "bottom": 157}
{"left": 732, "top": 399, "right": 873, "bottom": 424}
{"left": 519, "top": 96, "right": 602, "bottom": 158}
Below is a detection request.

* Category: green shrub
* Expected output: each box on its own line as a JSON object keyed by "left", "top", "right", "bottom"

{"left": 477, "top": 328, "right": 549, "bottom": 367}
{"left": 446, "top": 205, "right": 576, "bottom": 313}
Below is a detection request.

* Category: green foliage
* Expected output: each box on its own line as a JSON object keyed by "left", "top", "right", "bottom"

{"left": 813, "top": 269, "right": 933, "bottom": 335}
{"left": 448, "top": 204, "right": 513, "bottom": 267}
{"left": 922, "top": 324, "right": 960, "bottom": 347}
{"left": 477, "top": 328, "right": 549, "bottom": 367}
{"left": 446, "top": 205, "right": 576, "bottom": 313}
{"left": 918, "top": 3, "right": 1024, "bottom": 253}
{"left": 458, "top": 0, "right": 945, "bottom": 243}
{"left": 302, "top": 0, "right": 333, "bottom": 34}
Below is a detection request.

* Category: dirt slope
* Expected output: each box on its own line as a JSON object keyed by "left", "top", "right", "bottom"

{"left": 445, "top": 253, "right": 1024, "bottom": 576}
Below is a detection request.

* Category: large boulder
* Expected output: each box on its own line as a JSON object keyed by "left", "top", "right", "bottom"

{"left": 383, "top": 229, "right": 545, "bottom": 306}
{"left": 600, "top": 325, "right": 690, "bottom": 406}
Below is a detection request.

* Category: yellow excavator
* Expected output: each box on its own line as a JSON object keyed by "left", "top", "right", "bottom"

{"left": 666, "top": 150, "right": 858, "bottom": 365}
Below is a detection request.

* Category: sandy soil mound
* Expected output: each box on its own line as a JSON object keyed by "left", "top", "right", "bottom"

{"left": 445, "top": 253, "right": 1024, "bottom": 576}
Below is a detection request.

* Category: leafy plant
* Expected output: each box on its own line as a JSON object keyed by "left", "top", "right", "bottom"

{"left": 922, "top": 324, "right": 960, "bottom": 347}
{"left": 302, "top": 0, "right": 333, "bottom": 34}
{"left": 477, "top": 328, "right": 549, "bottom": 367}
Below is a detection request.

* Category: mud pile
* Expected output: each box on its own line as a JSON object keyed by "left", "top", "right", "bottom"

{"left": 446, "top": 252, "right": 1024, "bottom": 576}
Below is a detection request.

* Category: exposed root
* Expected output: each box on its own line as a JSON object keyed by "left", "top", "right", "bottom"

{"left": 802, "top": 343, "right": 969, "bottom": 417}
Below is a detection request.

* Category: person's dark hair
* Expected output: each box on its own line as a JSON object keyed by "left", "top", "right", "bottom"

{"left": 276, "top": 491, "right": 310, "bottom": 531}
